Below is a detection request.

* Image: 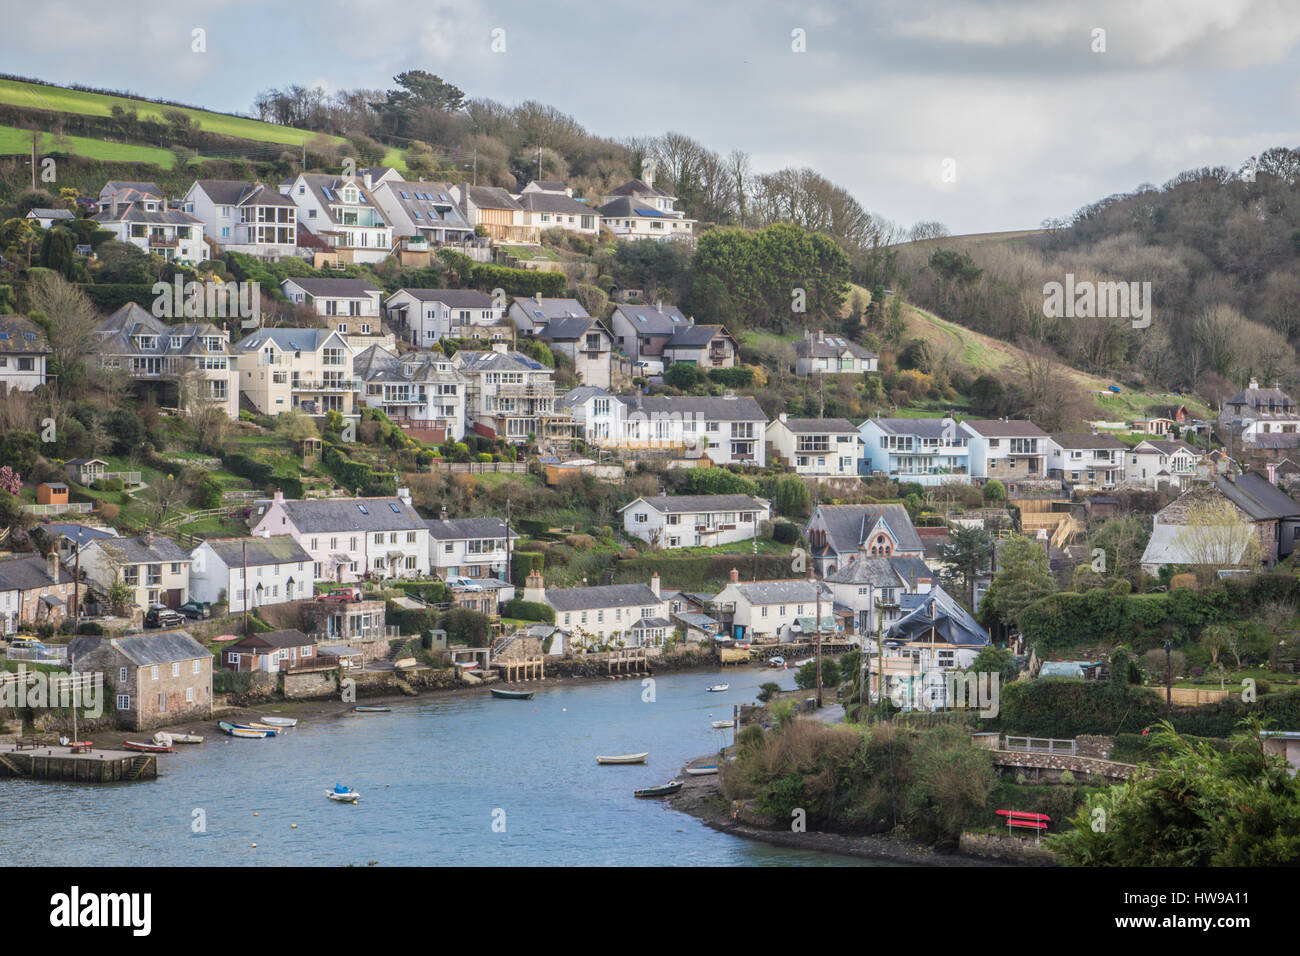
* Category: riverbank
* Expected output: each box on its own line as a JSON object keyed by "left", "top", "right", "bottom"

{"left": 665, "top": 755, "right": 1051, "bottom": 867}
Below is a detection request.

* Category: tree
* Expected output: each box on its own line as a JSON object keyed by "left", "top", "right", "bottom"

{"left": 772, "top": 475, "right": 812, "bottom": 519}
{"left": 964, "top": 645, "right": 1017, "bottom": 684}
{"left": 27, "top": 271, "right": 100, "bottom": 393}
{"left": 981, "top": 480, "right": 1005, "bottom": 503}
{"left": 0, "top": 431, "right": 40, "bottom": 477}
{"left": 1089, "top": 514, "right": 1151, "bottom": 587}
{"left": 939, "top": 525, "right": 992, "bottom": 608}
{"left": 980, "top": 535, "right": 1055, "bottom": 635}
{"left": 1172, "top": 494, "right": 1263, "bottom": 586}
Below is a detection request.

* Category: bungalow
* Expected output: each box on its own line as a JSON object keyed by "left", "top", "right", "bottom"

{"left": 620, "top": 494, "right": 771, "bottom": 549}
{"left": 522, "top": 571, "right": 668, "bottom": 650}
{"left": 25, "top": 207, "right": 75, "bottom": 229}
{"left": 0, "top": 552, "right": 77, "bottom": 633}
{"left": 710, "top": 572, "right": 837, "bottom": 644}
{"left": 766, "top": 415, "right": 862, "bottom": 477}
{"left": 425, "top": 516, "right": 515, "bottom": 580}
{"left": 221, "top": 629, "right": 318, "bottom": 672}
{"left": 791, "top": 330, "right": 878, "bottom": 377}
{"left": 384, "top": 289, "right": 502, "bottom": 346}
{"left": 189, "top": 535, "right": 315, "bottom": 611}
{"left": 515, "top": 184, "right": 600, "bottom": 237}
{"left": 67, "top": 632, "right": 213, "bottom": 730}
{"left": 0, "top": 314, "right": 51, "bottom": 393}
{"left": 1045, "top": 432, "right": 1127, "bottom": 488}
{"left": 78, "top": 533, "right": 191, "bottom": 613}
{"left": 804, "top": 503, "right": 925, "bottom": 576}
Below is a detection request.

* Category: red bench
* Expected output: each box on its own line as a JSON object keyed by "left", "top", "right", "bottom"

{"left": 996, "top": 809, "right": 1051, "bottom": 837}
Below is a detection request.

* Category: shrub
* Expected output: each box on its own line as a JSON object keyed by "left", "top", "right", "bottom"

{"left": 501, "top": 599, "right": 555, "bottom": 623}
{"left": 772, "top": 521, "right": 799, "bottom": 545}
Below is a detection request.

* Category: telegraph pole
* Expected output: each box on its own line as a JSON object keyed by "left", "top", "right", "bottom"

{"left": 811, "top": 568, "right": 823, "bottom": 708}
{"left": 505, "top": 499, "right": 513, "bottom": 585}
{"left": 242, "top": 539, "right": 249, "bottom": 637}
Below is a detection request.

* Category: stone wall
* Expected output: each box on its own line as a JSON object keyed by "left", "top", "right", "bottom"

{"left": 1074, "top": 734, "right": 1113, "bottom": 759}
{"left": 958, "top": 831, "right": 1059, "bottom": 865}
{"left": 283, "top": 668, "right": 339, "bottom": 700}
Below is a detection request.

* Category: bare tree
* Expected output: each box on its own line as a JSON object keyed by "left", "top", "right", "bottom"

{"left": 26, "top": 271, "right": 101, "bottom": 393}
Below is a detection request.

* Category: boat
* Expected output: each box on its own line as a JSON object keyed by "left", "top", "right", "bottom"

{"left": 490, "top": 688, "right": 535, "bottom": 700}
{"left": 711, "top": 720, "right": 735, "bottom": 729}
{"left": 767, "top": 656, "right": 786, "bottom": 668}
{"left": 596, "top": 752, "right": 649, "bottom": 765}
{"left": 169, "top": 733, "right": 204, "bottom": 745}
{"left": 326, "top": 784, "right": 359, "bottom": 804}
{"left": 354, "top": 705, "right": 391, "bottom": 713}
{"left": 122, "top": 740, "right": 172, "bottom": 753}
{"left": 229, "top": 721, "right": 280, "bottom": 735}
{"left": 634, "top": 780, "right": 683, "bottom": 798}
{"left": 685, "top": 765, "right": 719, "bottom": 776}
{"left": 706, "top": 684, "right": 729, "bottom": 692}
{"left": 261, "top": 716, "right": 298, "bottom": 727}
{"left": 219, "top": 721, "right": 272, "bottom": 739}
{"left": 794, "top": 658, "right": 814, "bottom": 667}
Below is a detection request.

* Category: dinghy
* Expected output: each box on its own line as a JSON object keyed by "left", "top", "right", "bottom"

{"left": 354, "top": 705, "right": 391, "bottom": 713}
{"left": 229, "top": 721, "right": 280, "bottom": 735}
{"left": 219, "top": 721, "right": 272, "bottom": 739}
{"left": 685, "top": 765, "right": 719, "bottom": 776}
{"left": 261, "top": 716, "right": 298, "bottom": 727}
{"left": 490, "top": 688, "right": 535, "bottom": 700}
{"left": 707, "top": 684, "right": 729, "bottom": 692}
{"left": 711, "top": 720, "right": 735, "bottom": 729}
{"left": 326, "top": 784, "right": 359, "bottom": 804}
{"left": 123, "top": 740, "right": 172, "bottom": 753}
{"left": 634, "top": 780, "right": 683, "bottom": 798}
{"left": 596, "top": 752, "right": 648, "bottom": 765}
{"left": 168, "top": 733, "right": 204, "bottom": 744}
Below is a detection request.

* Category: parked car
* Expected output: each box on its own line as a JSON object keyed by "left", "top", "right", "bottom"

{"left": 178, "top": 599, "right": 210, "bottom": 620}
{"left": 8, "top": 636, "right": 45, "bottom": 649}
{"left": 144, "top": 605, "right": 185, "bottom": 629}
{"left": 447, "top": 577, "right": 483, "bottom": 592}
{"left": 318, "top": 586, "right": 363, "bottom": 603}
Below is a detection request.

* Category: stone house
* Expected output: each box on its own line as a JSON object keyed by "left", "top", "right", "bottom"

{"left": 0, "top": 552, "right": 78, "bottom": 633}
{"left": 68, "top": 632, "right": 213, "bottom": 730}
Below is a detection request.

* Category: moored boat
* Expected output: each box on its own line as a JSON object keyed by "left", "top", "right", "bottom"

{"left": 490, "top": 688, "right": 535, "bottom": 700}
{"left": 634, "top": 780, "right": 683, "bottom": 798}
{"left": 326, "top": 784, "right": 359, "bottom": 804}
{"left": 261, "top": 716, "right": 298, "bottom": 727}
{"left": 219, "top": 721, "right": 272, "bottom": 739}
{"left": 122, "top": 740, "right": 172, "bottom": 753}
{"left": 169, "top": 733, "right": 204, "bottom": 744}
{"left": 685, "top": 765, "right": 719, "bottom": 776}
{"left": 711, "top": 720, "right": 734, "bottom": 729}
{"left": 229, "top": 721, "right": 280, "bottom": 735}
{"left": 354, "top": 705, "right": 391, "bottom": 713}
{"left": 707, "top": 684, "right": 729, "bottom": 692}
{"left": 596, "top": 752, "right": 648, "bottom": 765}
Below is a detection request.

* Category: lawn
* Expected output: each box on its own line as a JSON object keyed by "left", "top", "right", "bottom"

{"left": 0, "top": 124, "right": 182, "bottom": 167}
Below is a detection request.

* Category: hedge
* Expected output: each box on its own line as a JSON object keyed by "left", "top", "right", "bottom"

{"left": 470, "top": 263, "right": 565, "bottom": 298}
{"left": 708, "top": 367, "right": 755, "bottom": 388}
{"left": 222, "top": 452, "right": 273, "bottom": 487}
{"left": 612, "top": 553, "right": 793, "bottom": 589}
{"left": 321, "top": 443, "right": 397, "bottom": 497}
{"left": 77, "top": 284, "right": 160, "bottom": 312}
{"left": 512, "top": 551, "right": 545, "bottom": 582}
{"left": 501, "top": 599, "right": 555, "bottom": 623}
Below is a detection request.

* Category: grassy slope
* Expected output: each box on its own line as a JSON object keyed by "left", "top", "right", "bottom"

{"left": 0, "top": 123, "right": 185, "bottom": 167}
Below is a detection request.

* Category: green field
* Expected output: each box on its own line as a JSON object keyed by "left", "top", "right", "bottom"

{"left": 0, "top": 79, "right": 347, "bottom": 149}
{"left": 0, "top": 124, "right": 185, "bottom": 167}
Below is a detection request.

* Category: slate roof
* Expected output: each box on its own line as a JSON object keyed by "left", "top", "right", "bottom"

{"left": 619, "top": 494, "right": 768, "bottom": 515}
{"left": 282, "top": 277, "right": 380, "bottom": 298}
{"left": 538, "top": 317, "right": 606, "bottom": 342}
{"left": 462, "top": 185, "right": 522, "bottom": 211}
{"left": 516, "top": 192, "right": 594, "bottom": 216}
{"left": 27, "top": 207, "right": 74, "bottom": 220}
{"left": 888, "top": 585, "right": 989, "bottom": 647}
{"left": 0, "top": 315, "right": 51, "bottom": 355}
{"left": 599, "top": 196, "right": 679, "bottom": 219}
{"left": 453, "top": 350, "right": 552, "bottom": 374}
{"left": 666, "top": 324, "right": 729, "bottom": 349}
{"left": 545, "top": 583, "right": 661, "bottom": 612}
{"left": 278, "top": 497, "right": 425, "bottom": 533}
{"left": 616, "top": 394, "right": 767, "bottom": 421}
{"left": 824, "top": 555, "right": 933, "bottom": 587}
{"left": 234, "top": 327, "right": 342, "bottom": 353}
{"left": 607, "top": 179, "right": 671, "bottom": 199}
{"left": 93, "top": 202, "right": 202, "bottom": 227}
{"left": 612, "top": 303, "right": 691, "bottom": 334}
{"left": 387, "top": 288, "right": 495, "bottom": 307}
{"left": 193, "top": 180, "right": 294, "bottom": 207}
{"left": 807, "top": 504, "right": 924, "bottom": 555}
{"left": 725, "top": 580, "right": 831, "bottom": 605}
{"left": 1215, "top": 473, "right": 1300, "bottom": 520}
{"left": 46, "top": 524, "right": 119, "bottom": 549}
{"left": 201, "top": 536, "right": 312, "bottom": 567}
{"left": 69, "top": 631, "right": 211, "bottom": 666}
{"left": 526, "top": 180, "right": 568, "bottom": 193}
{"left": 775, "top": 417, "right": 858, "bottom": 434}
{"left": 791, "top": 333, "right": 877, "bottom": 360}
{"left": 353, "top": 346, "right": 458, "bottom": 385}
{"left": 559, "top": 385, "right": 615, "bottom": 409}
{"left": 91, "top": 534, "right": 190, "bottom": 565}
{"left": 92, "top": 304, "right": 229, "bottom": 358}
{"left": 961, "top": 419, "right": 1049, "bottom": 438}
{"left": 1135, "top": 440, "right": 1199, "bottom": 457}
{"left": 373, "top": 180, "right": 470, "bottom": 232}
{"left": 508, "top": 297, "right": 590, "bottom": 322}
{"left": 0, "top": 554, "right": 74, "bottom": 591}
{"left": 425, "top": 517, "right": 514, "bottom": 541}
{"left": 1049, "top": 432, "right": 1128, "bottom": 450}
{"left": 291, "top": 173, "right": 387, "bottom": 228}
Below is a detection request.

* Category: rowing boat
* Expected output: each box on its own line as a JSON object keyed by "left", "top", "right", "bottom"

{"left": 596, "top": 752, "right": 648, "bottom": 765}
{"left": 706, "top": 684, "right": 729, "bottom": 692}
{"left": 219, "top": 721, "right": 272, "bottom": 739}
{"left": 685, "top": 765, "right": 719, "bottom": 776}
{"left": 229, "top": 721, "right": 280, "bottom": 735}
{"left": 634, "top": 780, "right": 683, "bottom": 798}
{"left": 122, "top": 740, "right": 172, "bottom": 753}
{"left": 711, "top": 720, "right": 734, "bottom": 729}
{"left": 490, "top": 688, "right": 535, "bottom": 700}
{"left": 354, "top": 705, "right": 391, "bottom": 713}
{"left": 261, "top": 716, "right": 298, "bottom": 727}
{"left": 169, "top": 733, "right": 204, "bottom": 744}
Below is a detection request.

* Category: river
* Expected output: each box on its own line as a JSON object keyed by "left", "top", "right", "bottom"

{"left": 0, "top": 665, "right": 877, "bottom": 866}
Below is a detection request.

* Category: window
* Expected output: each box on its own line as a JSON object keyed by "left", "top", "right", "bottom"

{"left": 116, "top": 695, "right": 131, "bottom": 710}
{"left": 172, "top": 662, "right": 180, "bottom": 677}
{"left": 193, "top": 660, "right": 201, "bottom": 675}
{"left": 185, "top": 687, "right": 194, "bottom": 703}
{"left": 151, "top": 665, "right": 158, "bottom": 681}
{"left": 119, "top": 667, "right": 127, "bottom": 683}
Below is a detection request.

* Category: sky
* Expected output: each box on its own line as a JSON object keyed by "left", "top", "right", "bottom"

{"left": 2, "top": 0, "right": 1299, "bottom": 234}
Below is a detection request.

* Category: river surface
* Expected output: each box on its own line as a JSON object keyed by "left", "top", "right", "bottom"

{"left": 0, "top": 666, "right": 876, "bottom": 866}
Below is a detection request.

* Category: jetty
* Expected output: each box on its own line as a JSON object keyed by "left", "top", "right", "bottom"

{"left": 0, "top": 744, "right": 158, "bottom": 783}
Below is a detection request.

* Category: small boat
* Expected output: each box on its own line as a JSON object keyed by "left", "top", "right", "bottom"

{"left": 219, "top": 721, "right": 272, "bottom": 739}
{"left": 123, "top": 740, "right": 172, "bottom": 753}
{"left": 634, "top": 780, "right": 683, "bottom": 798}
{"left": 229, "top": 721, "right": 280, "bottom": 735}
{"left": 65, "top": 740, "right": 92, "bottom": 749}
{"left": 707, "top": 684, "right": 729, "bottom": 692}
{"left": 490, "top": 688, "right": 535, "bottom": 700}
{"left": 597, "top": 752, "right": 649, "bottom": 765}
{"left": 711, "top": 720, "right": 735, "bottom": 729}
{"left": 354, "top": 705, "right": 391, "bottom": 713}
{"left": 169, "top": 733, "right": 204, "bottom": 745}
{"left": 685, "top": 765, "right": 719, "bottom": 776}
{"left": 327, "top": 784, "right": 359, "bottom": 804}
{"left": 794, "top": 658, "right": 814, "bottom": 667}
{"left": 261, "top": 716, "right": 298, "bottom": 727}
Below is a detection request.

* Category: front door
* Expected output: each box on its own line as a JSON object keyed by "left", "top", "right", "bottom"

{"left": 165, "top": 589, "right": 182, "bottom": 609}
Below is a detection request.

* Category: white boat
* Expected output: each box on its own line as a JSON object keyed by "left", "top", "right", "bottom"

{"left": 326, "top": 786, "right": 359, "bottom": 804}
{"left": 707, "top": 684, "right": 729, "bottom": 692}
{"left": 711, "top": 720, "right": 735, "bottom": 729}
{"left": 794, "top": 658, "right": 814, "bottom": 667}
{"left": 169, "top": 733, "right": 204, "bottom": 745}
{"left": 596, "top": 752, "right": 648, "bottom": 765}
{"left": 685, "top": 765, "right": 719, "bottom": 776}
{"left": 261, "top": 716, "right": 298, "bottom": 727}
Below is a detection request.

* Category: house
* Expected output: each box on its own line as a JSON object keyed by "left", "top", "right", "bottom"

{"left": 507, "top": 296, "right": 592, "bottom": 335}
{"left": 1045, "top": 433, "right": 1127, "bottom": 488}
{"left": 766, "top": 415, "right": 863, "bottom": 477}
{"left": 537, "top": 317, "right": 614, "bottom": 388}
{"left": 450, "top": 185, "right": 539, "bottom": 244}
{"left": 43, "top": 523, "right": 119, "bottom": 566}
{"left": 960, "top": 419, "right": 1049, "bottom": 479}
{"left": 662, "top": 325, "right": 738, "bottom": 370}
{"left": 67, "top": 632, "right": 212, "bottom": 730}
{"left": 384, "top": 289, "right": 502, "bottom": 345}
{"left": 710, "top": 573, "right": 837, "bottom": 644}
{"left": 368, "top": 177, "right": 474, "bottom": 249}
{"left": 614, "top": 394, "right": 767, "bottom": 466}
{"left": 452, "top": 346, "right": 566, "bottom": 444}
{"left": 1219, "top": 378, "right": 1300, "bottom": 446}
{"left": 280, "top": 277, "right": 383, "bottom": 338}
{"left": 0, "top": 552, "right": 77, "bottom": 632}
{"left": 824, "top": 554, "right": 934, "bottom": 639}
{"left": 559, "top": 386, "right": 624, "bottom": 442}
{"left": 354, "top": 346, "right": 466, "bottom": 441}
{"left": 97, "top": 181, "right": 164, "bottom": 211}
{"left": 878, "top": 586, "right": 991, "bottom": 711}
{"left": 514, "top": 184, "right": 600, "bottom": 237}
{"left": 25, "top": 207, "right": 75, "bottom": 229}
{"left": 232, "top": 327, "right": 357, "bottom": 419}
{"left": 251, "top": 489, "right": 430, "bottom": 582}
{"left": 78, "top": 533, "right": 191, "bottom": 612}
{"left": 804, "top": 503, "right": 926, "bottom": 576}
{"left": 1132, "top": 416, "right": 1176, "bottom": 436}
{"left": 425, "top": 516, "right": 515, "bottom": 580}
{"left": 598, "top": 176, "right": 696, "bottom": 242}
{"left": 182, "top": 179, "right": 298, "bottom": 259}
{"left": 221, "top": 629, "right": 317, "bottom": 672}
{"left": 282, "top": 172, "right": 393, "bottom": 264}
{"left": 1214, "top": 472, "right": 1300, "bottom": 565}
{"left": 1123, "top": 439, "right": 1203, "bottom": 490}
{"left": 859, "top": 417, "right": 971, "bottom": 485}
{"left": 609, "top": 302, "right": 693, "bottom": 365}
{"left": 88, "top": 304, "right": 238, "bottom": 419}
{"left": 93, "top": 196, "right": 206, "bottom": 263}
{"left": 522, "top": 571, "right": 669, "bottom": 649}
{"left": 189, "top": 535, "right": 316, "bottom": 611}
{"left": 620, "top": 495, "right": 771, "bottom": 549}
{"left": 0, "top": 315, "right": 51, "bottom": 393}
{"left": 791, "top": 330, "right": 879, "bottom": 376}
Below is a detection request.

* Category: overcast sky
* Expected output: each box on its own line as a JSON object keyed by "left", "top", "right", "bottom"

{"left": 4, "top": 0, "right": 1299, "bottom": 233}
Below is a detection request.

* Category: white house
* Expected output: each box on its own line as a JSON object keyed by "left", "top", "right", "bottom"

{"left": 189, "top": 535, "right": 315, "bottom": 611}
{"left": 384, "top": 289, "right": 502, "bottom": 346}
{"left": 282, "top": 172, "right": 393, "bottom": 264}
{"left": 0, "top": 314, "right": 50, "bottom": 392}
{"left": 598, "top": 176, "right": 696, "bottom": 242}
{"left": 710, "top": 574, "right": 836, "bottom": 644}
{"left": 453, "top": 346, "right": 562, "bottom": 443}
{"left": 614, "top": 394, "right": 767, "bottom": 466}
{"left": 78, "top": 533, "right": 191, "bottom": 613}
{"left": 25, "top": 208, "right": 75, "bottom": 229}
{"left": 765, "top": 415, "right": 862, "bottom": 477}
{"left": 620, "top": 495, "right": 771, "bottom": 549}
{"left": 367, "top": 177, "right": 474, "bottom": 248}
{"left": 354, "top": 346, "right": 466, "bottom": 442}
{"left": 182, "top": 180, "right": 299, "bottom": 260}
{"left": 425, "top": 516, "right": 516, "bottom": 580}
{"left": 537, "top": 317, "right": 614, "bottom": 389}
{"left": 791, "top": 330, "right": 879, "bottom": 377}
{"left": 93, "top": 197, "right": 206, "bottom": 263}
{"left": 522, "top": 571, "right": 669, "bottom": 649}
{"left": 859, "top": 417, "right": 971, "bottom": 485}
{"left": 559, "top": 386, "right": 625, "bottom": 442}
{"left": 1045, "top": 432, "right": 1128, "bottom": 488}
{"left": 250, "top": 490, "right": 430, "bottom": 583}
{"left": 1124, "top": 439, "right": 1203, "bottom": 490}
{"left": 515, "top": 182, "right": 600, "bottom": 237}
{"left": 824, "top": 554, "right": 934, "bottom": 640}
{"left": 960, "top": 419, "right": 1049, "bottom": 479}
{"left": 1219, "top": 378, "right": 1300, "bottom": 445}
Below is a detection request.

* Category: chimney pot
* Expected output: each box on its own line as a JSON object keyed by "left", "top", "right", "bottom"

{"left": 729, "top": 568, "right": 739, "bottom": 583}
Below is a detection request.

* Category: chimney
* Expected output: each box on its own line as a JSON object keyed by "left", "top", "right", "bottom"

{"left": 644, "top": 167, "right": 655, "bottom": 189}
{"left": 523, "top": 570, "right": 545, "bottom": 604}
{"left": 729, "top": 568, "right": 739, "bottom": 583}
{"left": 817, "top": 329, "right": 824, "bottom": 342}
{"left": 1249, "top": 377, "right": 1259, "bottom": 390}
{"left": 492, "top": 342, "right": 508, "bottom": 354}
{"left": 440, "top": 504, "right": 448, "bottom": 520}
{"left": 273, "top": 489, "right": 285, "bottom": 504}
{"left": 655, "top": 300, "right": 663, "bottom": 314}
{"left": 397, "top": 486, "right": 412, "bottom": 507}
{"left": 162, "top": 196, "right": 168, "bottom": 212}
{"left": 46, "top": 551, "right": 59, "bottom": 583}
{"left": 535, "top": 292, "right": 542, "bottom": 306}
{"left": 650, "top": 572, "right": 660, "bottom": 597}
{"left": 778, "top": 412, "right": 788, "bottom": 424}
{"left": 1267, "top": 463, "right": 1278, "bottom": 484}
{"left": 363, "top": 171, "right": 373, "bottom": 190}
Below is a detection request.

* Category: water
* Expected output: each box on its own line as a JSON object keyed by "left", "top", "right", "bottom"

{"left": 0, "top": 666, "right": 875, "bottom": 866}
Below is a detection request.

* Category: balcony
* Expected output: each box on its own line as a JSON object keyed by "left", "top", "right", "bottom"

{"left": 496, "top": 383, "right": 557, "bottom": 398}
{"left": 294, "top": 378, "right": 361, "bottom": 392}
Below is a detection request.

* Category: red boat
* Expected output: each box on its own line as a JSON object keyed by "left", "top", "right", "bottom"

{"left": 122, "top": 740, "right": 173, "bottom": 753}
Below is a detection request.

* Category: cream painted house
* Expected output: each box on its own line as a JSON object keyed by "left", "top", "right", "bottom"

{"left": 232, "top": 327, "right": 358, "bottom": 419}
